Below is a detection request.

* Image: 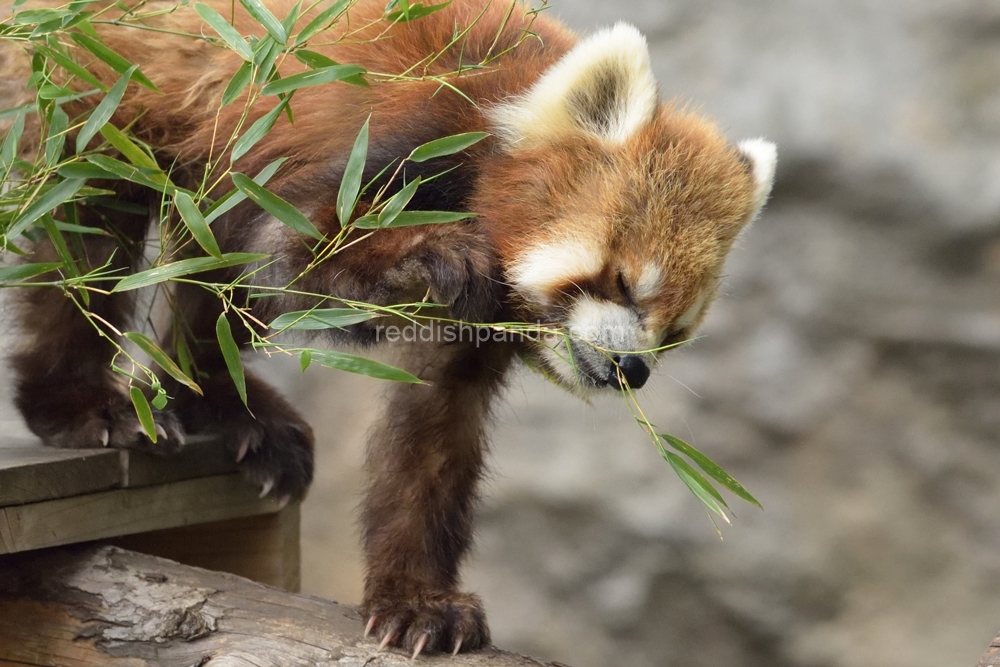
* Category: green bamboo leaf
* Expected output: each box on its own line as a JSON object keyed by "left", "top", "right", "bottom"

{"left": 174, "top": 192, "right": 222, "bottom": 258}
{"left": 8, "top": 178, "right": 85, "bottom": 239}
{"left": 281, "top": 0, "right": 302, "bottom": 36}
{"left": 252, "top": 34, "right": 284, "bottom": 83}
{"left": 299, "top": 349, "right": 312, "bottom": 371}
{"left": 239, "top": 0, "right": 287, "bottom": 43}
{"left": 0, "top": 262, "right": 61, "bottom": 282}
{"left": 203, "top": 157, "right": 286, "bottom": 223}
{"left": 99, "top": 123, "right": 158, "bottom": 169}
{"left": 44, "top": 105, "right": 68, "bottom": 167}
{"left": 40, "top": 214, "right": 80, "bottom": 279}
{"left": 231, "top": 98, "right": 288, "bottom": 162}
{"left": 294, "top": 0, "right": 351, "bottom": 45}
{"left": 661, "top": 434, "right": 762, "bottom": 508}
{"left": 35, "top": 44, "right": 107, "bottom": 92}
{"left": 308, "top": 349, "right": 422, "bottom": 383}
{"left": 353, "top": 210, "right": 474, "bottom": 229}
{"left": 124, "top": 331, "right": 204, "bottom": 396}
{"left": 293, "top": 50, "right": 368, "bottom": 85}
{"left": 231, "top": 172, "right": 323, "bottom": 240}
{"left": 216, "top": 313, "right": 248, "bottom": 406}
{"left": 1, "top": 112, "right": 26, "bottom": 173}
{"left": 129, "top": 385, "right": 157, "bottom": 442}
{"left": 377, "top": 176, "right": 420, "bottom": 227}
{"left": 385, "top": 1, "right": 450, "bottom": 22}
{"left": 76, "top": 65, "right": 135, "bottom": 154}
{"left": 270, "top": 307, "right": 380, "bottom": 330}
{"left": 57, "top": 161, "right": 117, "bottom": 180}
{"left": 260, "top": 64, "right": 366, "bottom": 95}
{"left": 195, "top": 3, "right": 254, "bottom": 61}
{"left": 13, "top": 8, "right": 72, "bottom": 23}
{"left": 222, "top": 60, "right": 253, "bottom": 106}
{"left": 664, "top": 451, "right": 731, "bottom": 521}
{"left": 408, "top": 131, "right": 488, "bottom": 163}
{"left": 86, "top": 155, "right": 175, "bottom": 193}
{"left": 336, "top": 116, "right": 369, "bottom": 226}
{"left": 70, "top": 33, "right": 159, "bottom": 91}
{"left": 52, "top": 221, "right": 107, "bottom": 235}
{"left": 112, "top": 252, "right": 269, "bottom": 291}
{"left": 151, "top": 389, "right": 168, "bottom": 410}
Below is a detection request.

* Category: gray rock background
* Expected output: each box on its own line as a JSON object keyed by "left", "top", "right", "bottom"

{"left": 4, "top": 1, "right": 1000, "bottom": 665}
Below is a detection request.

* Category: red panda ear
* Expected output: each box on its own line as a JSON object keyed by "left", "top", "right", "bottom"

{"left": 737, "top": 138, "right": 778, "bottom": 220}
{"left": 489, "top": 23, "right": 658, "bottom": 146}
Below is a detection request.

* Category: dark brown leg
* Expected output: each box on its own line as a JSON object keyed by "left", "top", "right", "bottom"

{"left": 11, "top": 213, "right": 184, "bottom": 453}
{"left": 167, "top": 282, "right": 314, "bottom": 501}
{"left": 360, "top": 337, "right": 513, "bottom": 655}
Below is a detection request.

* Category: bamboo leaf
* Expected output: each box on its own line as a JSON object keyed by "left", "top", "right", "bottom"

{"left": 75, "top": 65, "right": 135, "bottom": 154}
{"left": 260, "top": 64, "right": 366, "bottom": 95}
{"left": 270, "top": 307, "right": 380, "bottom": 330}
{"left": 353, "top": 210, "right": 474, "bottom": 229}
{"left": 44, "top": 105, "right": 68, "bottom": 167}
{"left": 231, "top": 172, "right": 323, "bottom": 240}
{"left": 336, "top": 116, "right": 368, "bottom": 226}
{"left": 222, "top": 60, "right": 253, "bottom": 106}
{"left": 99, "top": 123, "right": 158, "bottom": 169}
{"left": 124, "top": 331, "right": 203, "bottom": 396}
{"left": 174, "top": 192, "right": 223, "bottom": 258}
{"left": 231, "top": 98, "right": 288, "bottom": 162}
{"left": 8, "top": 178, "right": 85, "bottom": 239}
{"left": 408, "top": 131, "right": 488, "bottom": 163}
{"left": 661, "top": 434, "right": 762, "bottom": 509}
{"left": 1, "top": 112, "right": 26, "bottom": 173}
{"left": 293, "top": 50, "right": 368, "bottom": 85}
{"left": 239, "top": 0, "right": 287, "bottom": 44}
{"left": 308, "top": 349, "right": 422, "bottom": 383}
{"left": 294, "top": 0, "right": 351, "bottom": 45}
{"left": 112, "top": 252, "right": 269, "bottom": 291}
{"left": 56, "top": 162, "right": 117, "bottom": 179}
{"left": 664, "top": 451, "right": 731, "bottom": 522}
{"left": 35, "top": 44, "right": 107, "bottom": 92}
{"left": 86, "top": 154, "right": 176, "bottom": 193}
{"left": 203, "top": 157, "right": 286, "bottom": 223}
{"left": 385, "top": 1, "right": 450, "bottom": 22}
{"left": 195, "top": 3, "right": 254, "bottom": 60}
{"left": 376, "top": 176, "right": 419, "bottom": 227}
{"left": 216, "top": 313, "right": 248, "bottom": 406}
{"left": 0, "top": 262, "right": 61, "bottom": 282}
{"left": 70, "top": 33, "right": 159, "bottom": 91}
{"left": 299, "top": 349, "right": 312, "bottom": 371}
{"left": 129, "top": 385, "right": 157, "bottom": 442}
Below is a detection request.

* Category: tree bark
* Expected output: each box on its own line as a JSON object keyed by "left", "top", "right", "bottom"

{"left": 0, "top": 545, "right": 570, "bottom": 667}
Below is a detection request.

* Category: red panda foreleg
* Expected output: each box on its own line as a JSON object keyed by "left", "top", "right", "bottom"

{"left": 359, "top": 337, "right": 513, "bottom": 654}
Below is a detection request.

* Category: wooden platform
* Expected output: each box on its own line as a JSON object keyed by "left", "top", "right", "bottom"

{"left": 979, "top": 632, "right": 1000, "bottom": 667}
{"left": 0, "top": 437, "right": 298, "bottom": 590}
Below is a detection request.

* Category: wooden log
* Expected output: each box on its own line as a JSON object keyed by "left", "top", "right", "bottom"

{"left": 0, "top": 545, "right": 570, "bottom": 667}
{"left": 979, "top": 631, "right": 1000, "bottom": 667}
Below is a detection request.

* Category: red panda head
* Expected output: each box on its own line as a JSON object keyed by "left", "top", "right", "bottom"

{"left": 474, "top": 24, "right": 777, "bottom": 392}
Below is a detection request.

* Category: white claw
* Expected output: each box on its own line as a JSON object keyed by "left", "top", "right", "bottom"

{"left": 411, "top": 633, "right": 429, "bottom": 660}
{"left": 364, "top": 615, "right": 378, "bottom": 638}
{"left": 236, "top": 439, "right": 250, "bottom": 463}
{"left": 277, "top": 495, "right": 292, "bottom": 510}
{"left": 100, "top": 429, "right": 110, "bottom": 447}
{"left": 259, "top": 479, "right": 274, "bottom": 498}
{"left": 378, "top": 629, "right": 397, "bottom": 651}
{"left": 452, "top": 636, "right": 464, "bottom": 656}
{"left": 155, "top": 423, "right": 167, "bottom": 440}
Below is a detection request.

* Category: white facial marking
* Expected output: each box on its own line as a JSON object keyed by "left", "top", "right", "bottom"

{"left": 673, "top": 290, "right": 708, "bottom": 330}
{"left": 567, "top": 295, "right": 641, "bottom": 350}
{"left": 633, "top": 263, "right": 664, "bottom": 300}
{"left": 738, "top": 138, "right": 778, "bottom": 218}
{"left": 509, "top": 241, "right": 604, "bottom": 303}
{"left": 489, "top": 23, "right": 658, "bottom": 145}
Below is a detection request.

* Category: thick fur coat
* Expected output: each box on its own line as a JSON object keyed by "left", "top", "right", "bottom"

{"left": 1, "top": 0, "right": 776, "bottom": 655}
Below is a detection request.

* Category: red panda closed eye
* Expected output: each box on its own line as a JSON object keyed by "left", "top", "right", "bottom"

{"left": 3, "top": 0, "right": 775, "bottom": 655}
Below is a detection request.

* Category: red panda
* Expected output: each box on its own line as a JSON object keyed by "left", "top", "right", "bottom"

{"left": 2, "top": 0, "right": 776, "bottom": 656}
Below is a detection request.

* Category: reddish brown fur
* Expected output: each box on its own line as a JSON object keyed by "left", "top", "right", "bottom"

{"left": 2, "top": 0, "right": 764, "bottom": 654}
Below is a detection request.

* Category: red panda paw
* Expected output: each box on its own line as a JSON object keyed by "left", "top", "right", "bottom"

{"left": 29, "top": 397, "right": 185, "bottom": 455}
{"left": 363, "top": 591, "right": 490, "bottom": 657}
{"left": 229, "top": 417, "right": 315, "bottom": 503}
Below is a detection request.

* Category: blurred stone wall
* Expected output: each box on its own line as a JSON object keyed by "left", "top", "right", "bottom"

{"left": 4, "top": 1, "right": 1000, "bottom": 666}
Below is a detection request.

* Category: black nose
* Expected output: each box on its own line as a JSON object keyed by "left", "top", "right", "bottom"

{"left": 613, "top": 355, "right": 650, "bottom": 389}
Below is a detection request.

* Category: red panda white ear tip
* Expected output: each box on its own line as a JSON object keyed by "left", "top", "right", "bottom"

{"left": 488, "top": 22, "right": 658, "bottom": 146}
{"left": 738, "top": 138, "right": 778, "bottom": 212}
